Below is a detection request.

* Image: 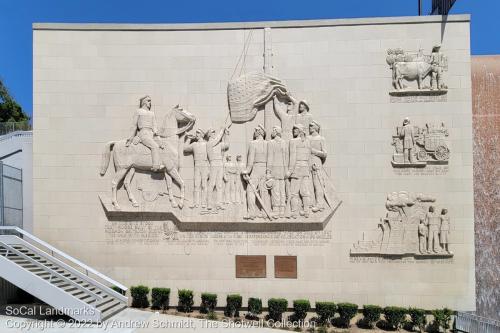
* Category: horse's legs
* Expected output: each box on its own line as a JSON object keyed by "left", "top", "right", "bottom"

{"left": 417, "top": 74, "right": 422, "bottom": 90}
{"left": 111, "top": 168, "right": 129, "bottom": 210}
{"left": 123, "top": 167, "right": 139, "bottom": 207}
{"left": 166, "top": 168, "right": 185, "bottom": 209}
{"left": 164, "top": 173, "right": 178, "bottom": 208}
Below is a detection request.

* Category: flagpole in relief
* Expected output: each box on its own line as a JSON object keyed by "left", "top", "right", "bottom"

{"left": 263, "top": 27, "right": 274, "bottom": 140}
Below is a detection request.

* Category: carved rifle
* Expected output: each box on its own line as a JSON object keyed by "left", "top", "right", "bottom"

{"left": 313, "top": 165, "right": 334, "bottom": 210}
{"left": 242, "top": 174, "right": 272, "bottom": 220}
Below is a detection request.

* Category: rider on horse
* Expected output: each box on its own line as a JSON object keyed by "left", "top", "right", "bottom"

{"left": 126, "top": 95, "right": 165, "bottom": 171}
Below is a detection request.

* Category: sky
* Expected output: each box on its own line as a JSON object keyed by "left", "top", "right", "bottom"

{"left": 0, "top": 0, "right": 499, "bottom": 118}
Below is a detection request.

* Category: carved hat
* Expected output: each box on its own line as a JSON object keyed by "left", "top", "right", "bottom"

{"left": 293, "top": 123, "right": 306, "bottom": 134}
{"left": 298, "top": 100, "right": 310, "bottom": 111}
{"left": 272, "top": 125, "right": 282, "bottom": 135}
{"left": 205, "top": 128, "right": 216, "bottom": 139}
{"left": 433, "top": 43, "right": 442, "bottom": 51}
{"left": 403, "top": 117, "right": 410, "bottom": 125}
{"left": 309, "top": 120, "right": 321, "bottom": 131}
{"left": 254, "top": 124, "right": 266, "bottom": 137}
{"left": 139, "top": 95, "right": 151, "bottom": 108}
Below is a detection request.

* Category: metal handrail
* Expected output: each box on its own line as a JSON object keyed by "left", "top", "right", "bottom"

{"left": 0, "top": 241, "right": 103, "bottom": 303}
{"left": 0, "top": 130, "right": 32, "bottom": 142}
{"left": 455, "top": 311, "right": 500, "bottom": 333}
{"left": 9, "top": 236, "right": 127, "bottom": 303}
{"left": 0, "top": 226, "right": 128, "bottom": 292}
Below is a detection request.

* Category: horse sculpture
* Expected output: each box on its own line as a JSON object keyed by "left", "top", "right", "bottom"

{"left": 100, "top": 105, "right": 196, "bottom": 210}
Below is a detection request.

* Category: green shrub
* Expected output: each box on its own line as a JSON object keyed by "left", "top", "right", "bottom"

{"left": 336, "top": 302, "right": 358, "bottom": 328}
{"left": 224, "top": 294, "right": 242, "bottom": 317}
{"left": 130, "top": 285, "right": 149, "bottom": 308}
{"left": 268, "top": 298, "right": 288, "bottom": 322}
{"left": 315, "top": 301, "right": 336, "bottom": 325}
{"left": 384, "top": 306, "right": 407, "bottom": 330}
{"left": 248, "top": 297, "right": 263, "bottom": 316}
{"left": 362, "top": 305, "right": 382, "bottom": 328}
{"left": 431, "top": 308, "right": 453, "bottom": 332}
{"left": 290, "top": 299, "right": 310, "bottom": 322}
{"left": 200, "top": 293, "right": 217, "bottom": 314}
{"left": 177, "top": 289, "right": 194, "bottom": 312}
{"left": 207, "top": 311, "right": 218, "bottom": 320}
{"left": 151, "top": 288, "right": 170, "bottom": 311}
{"left": 111, "top": 286, "right": 124, "bottom": 294}
{"left": 408, "top": 307, "right": 426, "bottom": 332}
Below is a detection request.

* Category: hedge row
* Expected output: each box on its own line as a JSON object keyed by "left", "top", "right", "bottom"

{"left": 129, "top": 287, "right": 453, "bottom": 331}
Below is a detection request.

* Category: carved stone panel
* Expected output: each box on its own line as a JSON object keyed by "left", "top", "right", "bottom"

{"left": 351, "top": 192, "right": 453, "bottom": 258}
{"left": 274, "top": 256, "right": 297, "bottom": 279}
{"left": 391, "top": 118, "right": 450, "bottom": 168}
{"left": 99, "top": 78, "right": 342, "bottom": 231}
{"left": 386, "top": 45, "right": 448, "bottom": 100}
{"left": 235, "top": 255, "right": 266, "bottom": 278}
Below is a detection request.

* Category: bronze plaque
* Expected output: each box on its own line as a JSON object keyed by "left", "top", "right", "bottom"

{"left": 274, "top": 256, "right": 297, "bottom": 279}
{"left": 235, "top": 255, "right": 266, "bottom": 278}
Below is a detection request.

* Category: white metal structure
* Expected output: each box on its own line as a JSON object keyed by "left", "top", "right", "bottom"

{"left": 456, "top": 312, "right": 500, "bottom": 333}
{"left": 0, "top": 226, "right": 127, "bottom": 322}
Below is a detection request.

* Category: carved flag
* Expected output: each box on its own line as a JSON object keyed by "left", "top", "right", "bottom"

{"left": 227, "top": 72, "right": 287, "bottom": 123}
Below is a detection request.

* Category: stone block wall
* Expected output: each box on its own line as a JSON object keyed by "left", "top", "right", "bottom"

{"left": 32, "top": 16, "right": 475, "bottom": 310}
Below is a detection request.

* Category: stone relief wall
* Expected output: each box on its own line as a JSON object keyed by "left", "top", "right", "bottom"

{"left": 387, "top": 45, "right": 448, "bottom": 92}
{"left": 33, "top": 16, "right": 475, "bottom": 310}
{"left": 391, "top": 118, "right": 450, "bottom": 167}
{"left": 99, "top": 73, "right": 341, "bottom": 229}
{"left": 387, "top": 45, "right": 448, "bottom": 103}
{"left": 351, "top": 191, "right": 453, "bottom": 257}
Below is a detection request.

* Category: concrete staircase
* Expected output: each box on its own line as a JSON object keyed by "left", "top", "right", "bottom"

{"left": 0, "top": 227, "right": 127, "bottom": 322}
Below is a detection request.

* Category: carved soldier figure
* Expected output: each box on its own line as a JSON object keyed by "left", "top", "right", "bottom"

{"left": 418, "top": 219, "right": 429, "bottom": 254}
{"left": 241, "top": 125, "right": 268, "bottom": 219}
{"left": 206, "top": 127, "right": 230, "bottom": 211}
{"left": 426, "top": 206, "right": 441, "bottom": 253}
{"left": 400, "top": 117, "right": 415, "bottom": 164}
{"left": 236, "top": 155, "right": 246, "bottom": 204}
{"left": 430, "top": 44, "right": 443, "bottom": 90}
{"left": 295, "top": 100, "right": 314, "bottom": 130}
{"left": 126, "top": 95, "right": 164, "bottom": 171}
{"left": 440, "top": 208, "right": 451, "bottom": 254}
{"left": 223, "top": 154, "right": 237, "bottom": 204}
{"left": 309, "top": 120, "right": 328, "bottom": 212}
{"left": 183, "top": 129, "right": 209, "bottom": 209}
{"left": 287, "top": 124, "right": 312, "bottom": 218}
{"left": 266, "top": 125, "right": 288, "bottom": 218}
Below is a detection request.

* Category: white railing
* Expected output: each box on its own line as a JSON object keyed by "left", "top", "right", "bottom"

{"left": 456, "top": 312, "right": 500, "bottom": 333}
{"left": 1, "top": 235, "right": 127, "bottom": 303}
{"left": 0, "top": 241, "right": 103, "bottom": 303}
{"left": 0, "top": 130, "right": 32, "bottom": 143}
{"left": 0, "top": 226, "right": 128, "bottom": 293}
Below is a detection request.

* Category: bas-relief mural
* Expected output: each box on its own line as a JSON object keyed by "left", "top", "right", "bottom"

{"left": 387, "top": 45, "right": 448, "bottom": 102}
{"left": 96, "top": 37, "right": 455, "bottom": 260}
{"left": 391, "top": 118, "right": 450, "bottom": 168}
{"left": 99, "top": 72, "right": 342, "bottom": 230}
{"left": 351, "top": 191, "right": 453, "bottom": 258}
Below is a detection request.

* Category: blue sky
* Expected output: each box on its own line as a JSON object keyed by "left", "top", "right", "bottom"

{"left": 0, "top": 0, "right": 498, "bottom": 118}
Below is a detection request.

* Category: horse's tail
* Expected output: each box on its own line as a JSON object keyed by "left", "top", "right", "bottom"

{"left": 100, "top": 141, "right": 116, "bottom": 176}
